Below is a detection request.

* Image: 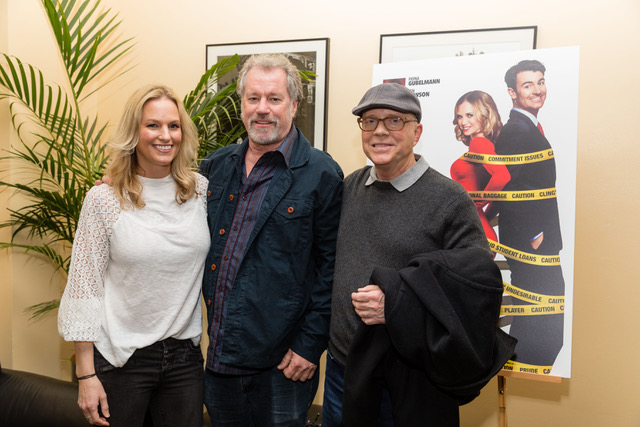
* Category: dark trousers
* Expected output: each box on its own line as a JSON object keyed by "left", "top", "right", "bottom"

{"left": 508, "top": 259, "right": 565, "bottom": 366}
{"left": 322, "top": 349, "right": 394, "bottom": 427}
{"left": 204, "top": 365, "right": 318, "bottom": 426}
{"left": 94, "top": 338, "right": 204, "bottom": 427}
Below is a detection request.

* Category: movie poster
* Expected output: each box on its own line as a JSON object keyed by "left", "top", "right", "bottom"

{"left": 372, "top": 46, "right": 579, "bottom": 378}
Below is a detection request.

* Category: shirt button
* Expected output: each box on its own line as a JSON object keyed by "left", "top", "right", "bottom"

{"left": 233, "top": 226, "right": 238, "bottom": 231}
{"left": 224, "top": 256, "right": 229, "bottom": 261}
{"left": 207, "top": 299, "right": 212, "bottom": 306}
{"left": 229, "top": 194, "right": 234, "bottom": 201}
{"left": 219, "top": 229, "right": 225, "bottom": 235}
{"left": 243, "top": 196, "right": 247, "bottom": 201}
{"left": 287, "top": 206, "right": 294, "bottom": 214}
{"left": 207, "top": 190, "right": 211, "bottom": 196}
{"left": 218, "top": 286, "right": 223, "bottom": 291}
{"left": 211, "top": 264, "right": 217, "bottom": 271}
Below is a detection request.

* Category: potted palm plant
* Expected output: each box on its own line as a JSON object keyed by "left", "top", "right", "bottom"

{"left": 0, "top": 0, "right": 243, "bottom": 318}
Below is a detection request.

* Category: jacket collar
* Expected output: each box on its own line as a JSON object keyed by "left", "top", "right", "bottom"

{"left": 229, "top": 126, "right": 311, "bottom": 170}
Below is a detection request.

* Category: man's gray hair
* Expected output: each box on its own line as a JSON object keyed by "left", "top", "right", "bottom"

{"left": 236, "top": 53, "right": 303, "bottom": 103}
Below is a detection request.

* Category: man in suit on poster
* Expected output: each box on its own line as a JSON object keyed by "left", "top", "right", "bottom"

{"left": 495, "top": 59, "right": 564, "bottom": 369}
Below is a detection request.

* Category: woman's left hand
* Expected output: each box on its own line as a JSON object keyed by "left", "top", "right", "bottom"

{"left": 78, "top": 375, "right": 110, "bottom": 425}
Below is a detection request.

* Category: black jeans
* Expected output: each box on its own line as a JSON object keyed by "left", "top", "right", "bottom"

{"left": 204, "top": 365, "right": 318, "bottom": 426}
{"left": 94, "top": 338, "right": 204, "bottom": 427}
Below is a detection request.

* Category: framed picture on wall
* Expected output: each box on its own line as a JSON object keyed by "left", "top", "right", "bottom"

{"left": 206, "top": 38, "right": 329, "bottom": 151}
{"left": 379, "top": 26, "right": 537, "bottom": 63}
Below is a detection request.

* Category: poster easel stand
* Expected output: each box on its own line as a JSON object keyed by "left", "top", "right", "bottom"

{"left": 497, "top": 369, "right": 562, "bottom": 427}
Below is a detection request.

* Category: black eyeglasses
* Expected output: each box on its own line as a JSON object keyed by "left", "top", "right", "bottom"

{"left": 357, "top": 116, "right": 418, "bottom": 132}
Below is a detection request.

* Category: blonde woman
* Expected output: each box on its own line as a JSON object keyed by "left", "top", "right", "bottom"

{"left": 58, "top": 85, "right": 209, "bottom": 426}
{"left": 450, "top": 90, "right": 510, "bottom": 242}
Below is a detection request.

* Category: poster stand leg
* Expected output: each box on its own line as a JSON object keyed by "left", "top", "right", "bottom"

{"left": 498, "top": 375, "right": 507, "bottom": 427}
{"left": 497, "top": 369, "right": 562, "bottom": 427}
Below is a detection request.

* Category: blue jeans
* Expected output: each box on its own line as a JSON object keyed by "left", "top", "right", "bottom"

{"left": 204, "top": 365, "right": 318, "bottom": 426}
{"left": 94, "top": 338, "right": 204, "bottom": 427}
{"left": 322, "top": 348, "right": 394, "bottom": 427}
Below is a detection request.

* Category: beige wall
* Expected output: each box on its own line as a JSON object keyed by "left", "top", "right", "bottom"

{"left": 2, "top": 0, "right": 640, "bottom": 425}
{"left": 0, "top": 0, "right": 12, "bottom": 368}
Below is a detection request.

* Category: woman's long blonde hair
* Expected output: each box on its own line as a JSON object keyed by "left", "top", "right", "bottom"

{"left": 106, "top": 85, "right": 199, "bottom": 209}
{"left": 453, "top": 90, "right": 503, "bottom": 145}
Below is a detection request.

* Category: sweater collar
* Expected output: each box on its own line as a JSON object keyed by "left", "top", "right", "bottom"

{"left": 365, "top": 155, "right": 429, "bottom": 192}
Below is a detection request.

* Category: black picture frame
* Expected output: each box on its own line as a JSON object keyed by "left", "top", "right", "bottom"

{"left": 380, "top": 26, "right": 537, "bottom": 63}
{"left": 206, "top": 38, "right": 329, "bottom": 151}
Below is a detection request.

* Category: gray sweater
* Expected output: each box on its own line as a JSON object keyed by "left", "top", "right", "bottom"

{"left": 328, "top": 164, "right": 490, "bottom": 365}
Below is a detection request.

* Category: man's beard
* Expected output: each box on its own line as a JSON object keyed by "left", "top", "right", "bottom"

{"left": 246, "top": 116, "right": 282, "bottom": 145}
{"left": 244, "top": 106, "right": 294, "bottom": 146}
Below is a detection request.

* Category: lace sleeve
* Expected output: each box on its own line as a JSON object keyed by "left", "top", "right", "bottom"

{"left": 58, "top": 185, "right": 120, "bottom": 342}
{"left": 195, "top": 172, "right": 208, "bottom": 210}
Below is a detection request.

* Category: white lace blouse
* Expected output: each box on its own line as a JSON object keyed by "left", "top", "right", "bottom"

{"left": 58, "top": 173, "right": 210, "bottom": 367}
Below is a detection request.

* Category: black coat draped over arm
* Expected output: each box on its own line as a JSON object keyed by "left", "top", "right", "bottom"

{"left": 343, "top": 248, "right": 516, "bottom": 426}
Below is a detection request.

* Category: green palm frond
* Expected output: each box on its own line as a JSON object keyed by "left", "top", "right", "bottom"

{"left": 0, "top": 0, "right": 134, "bottom": 317}
{"left": 0, "top": 241, "right": 69, "bottom": 275}
{"left": 43, "top": 0, "right": 135, "bottom": 100}
{"left": 0, "top": 181, "right": 82, "bottom": 244}
{"left": 183, "top": 54, "right": 246, "bottom": 159}
{"left": 1, "top": 0, "right": 243, "bottom": 319}
{"left": 25, "top": 300, "right": 62, "bottom": 320}
{"left": 299, "top": 69, "right": 317, "bottom": 82}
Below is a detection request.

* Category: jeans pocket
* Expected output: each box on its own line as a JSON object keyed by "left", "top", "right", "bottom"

{"left": 186, "top": 340, "right": 204, "bottom": 363}
{"left": 93, "top": 348, "right": 118, "bottom": 375}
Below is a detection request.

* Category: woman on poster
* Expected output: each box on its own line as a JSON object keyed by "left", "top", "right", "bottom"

{"left": 58, "top": 85, "right": 210, "bottom": 426}
{"left": 450, "top": 90, "right": 510, "bottom": 242}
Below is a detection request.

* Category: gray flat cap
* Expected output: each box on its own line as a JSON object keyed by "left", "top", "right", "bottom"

{"left": 352, "top": 83, "right": 422, "bottom": 123}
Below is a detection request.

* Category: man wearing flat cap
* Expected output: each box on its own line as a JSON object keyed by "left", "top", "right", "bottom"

{"left": 322, "top": 83, "right": 516, "bottom": 426}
